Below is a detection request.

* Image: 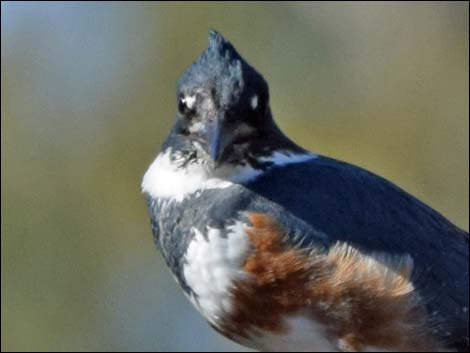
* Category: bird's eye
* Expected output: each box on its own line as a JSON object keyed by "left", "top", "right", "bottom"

{"left": 178, "top": 98, "right": 187, "bottom": 114}
{"left": 178, "top": 95, "right": 196, "bottom": 117}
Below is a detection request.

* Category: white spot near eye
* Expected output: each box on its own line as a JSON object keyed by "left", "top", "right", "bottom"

{"left": 184, "top": 95, "right": 196, "bottom": 109}
{"left": 250, "top": 94, "right": 258, "bottom": 110}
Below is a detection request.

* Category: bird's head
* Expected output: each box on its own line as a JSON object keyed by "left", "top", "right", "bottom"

{"left": 168, "top": 30, "right": 301, "bottom": 169}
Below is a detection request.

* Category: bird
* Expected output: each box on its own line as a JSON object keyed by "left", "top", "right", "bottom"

{"left": 141, "top": 30, "right": 469, "bottom": 352}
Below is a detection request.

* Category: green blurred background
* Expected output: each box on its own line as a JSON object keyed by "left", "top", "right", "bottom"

{"left": 2, "top": 2, "right": 468, "bottom": 351}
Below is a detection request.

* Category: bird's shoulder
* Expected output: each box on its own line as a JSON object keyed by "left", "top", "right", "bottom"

{"left": 244, "top": 154, "right": 468, "bottom": 253}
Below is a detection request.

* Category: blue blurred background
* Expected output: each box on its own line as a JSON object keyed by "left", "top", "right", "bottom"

{"left": 2, "top": 2, "right": 468, "bottom": 351}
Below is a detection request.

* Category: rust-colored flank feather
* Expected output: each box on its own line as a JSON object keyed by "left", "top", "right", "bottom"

{"left": 220, "top": 213, "right": 443, "bottom": 352}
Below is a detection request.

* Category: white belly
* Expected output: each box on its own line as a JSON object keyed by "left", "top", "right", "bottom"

{"left": 241, "top": 315, "right": 336, "bottom": 352}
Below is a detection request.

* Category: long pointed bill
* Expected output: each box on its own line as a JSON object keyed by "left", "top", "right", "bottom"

{"left": 206, "top": 113, "right": 231, "bottom": 165}
{"left": 208, "top": 119, "right": 222, "bottom": 163}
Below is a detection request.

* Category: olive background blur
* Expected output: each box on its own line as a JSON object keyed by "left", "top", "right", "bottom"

{"left": 2, "top": 2, "right": 468, "bottom": 352}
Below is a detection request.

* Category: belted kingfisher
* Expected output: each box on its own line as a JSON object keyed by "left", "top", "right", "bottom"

{"left": 142, "top": 30, "right": 469, "bottom": 352}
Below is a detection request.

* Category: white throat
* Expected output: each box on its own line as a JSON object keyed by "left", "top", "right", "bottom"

{"left": 141, "top": 148, "right": 316, "bottom": 202}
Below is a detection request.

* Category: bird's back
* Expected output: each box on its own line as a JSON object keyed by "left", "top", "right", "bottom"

{"left": 243, "top": 155, "right": 469, "bottom": 350}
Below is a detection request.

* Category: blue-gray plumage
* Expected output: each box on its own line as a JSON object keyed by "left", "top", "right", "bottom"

{"left": 142, "top": 30, "right": 469, "bottom": 352}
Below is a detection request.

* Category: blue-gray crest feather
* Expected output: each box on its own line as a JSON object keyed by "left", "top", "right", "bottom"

{"left": 177, "top": 30, "right": 268, "bottom": 109}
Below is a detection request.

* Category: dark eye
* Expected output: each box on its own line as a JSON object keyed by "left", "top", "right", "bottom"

{"left": 178, "top": 98, "right": 187, "bottom": 114}
{"left": 178, "top": 96, "right": 196, "bottom": 117}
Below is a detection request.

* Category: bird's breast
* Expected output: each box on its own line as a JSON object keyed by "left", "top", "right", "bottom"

{"left": 154, "top": 206, "right": 338, "bottom": 351}
{"left": 183, "top": 219, "right": 252, "bottom": 325}
{"left": 142, "top": 150, "right": 447, "bottom": 352}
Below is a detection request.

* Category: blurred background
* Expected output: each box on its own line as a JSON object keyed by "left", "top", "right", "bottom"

{"left": 2, "top": 2, "right": 468, "bottom": 351}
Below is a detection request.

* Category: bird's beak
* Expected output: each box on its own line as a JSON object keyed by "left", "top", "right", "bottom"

{"left": 206, "top": 113, "right": 230, "bottom": 166}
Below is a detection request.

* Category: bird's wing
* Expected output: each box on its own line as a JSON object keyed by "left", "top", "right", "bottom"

{"left": 243, "top": 155, "right": 469, "bottom": 350}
